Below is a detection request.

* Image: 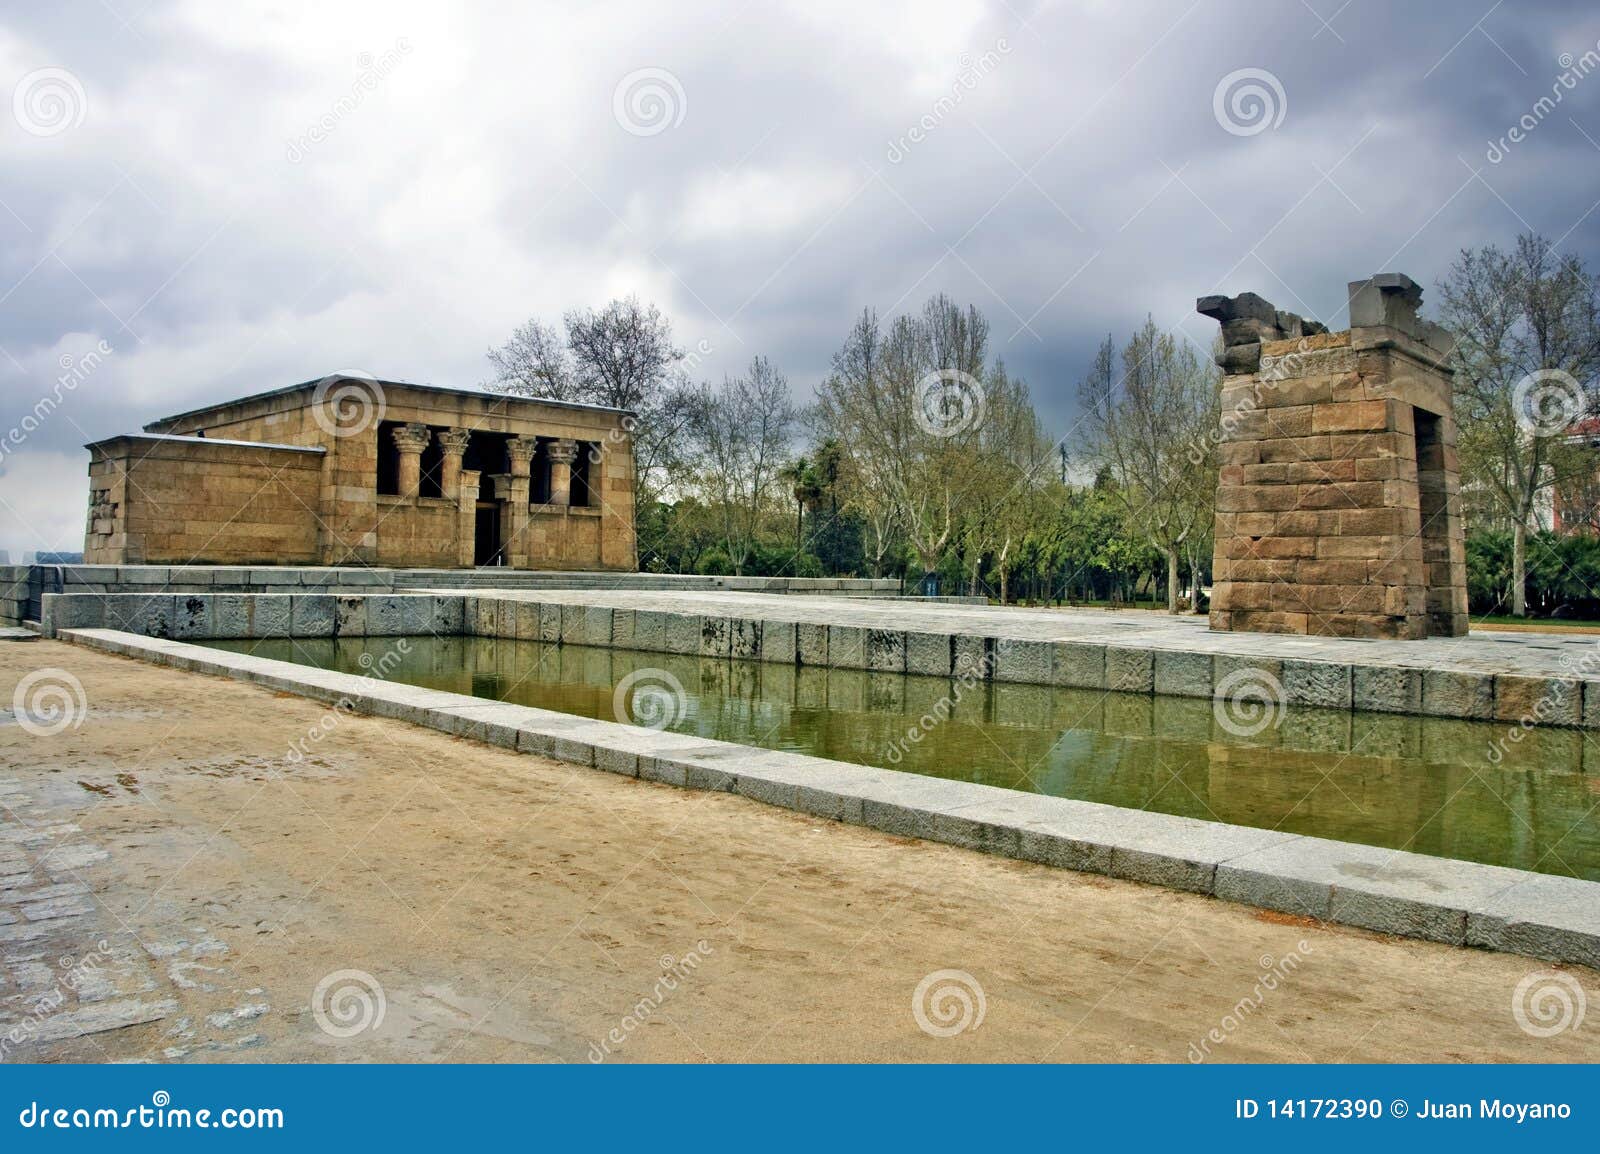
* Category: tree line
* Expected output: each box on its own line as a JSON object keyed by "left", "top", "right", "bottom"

{"left": 488, "top": 230, "right": 1600, "bottom": 618}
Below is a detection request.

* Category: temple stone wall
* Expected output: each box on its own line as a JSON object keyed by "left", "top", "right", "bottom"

{"left": 1201, "top": 274, "right": 1469, "bottom": 639}
{"left": 373, "top": 498, "right": 462, "bottom": 569}
{"left": 83, "top": 378, "right": 636, "bottom": 571}
{"left": 84, "top": 436, "right": 324, "bottom": 566}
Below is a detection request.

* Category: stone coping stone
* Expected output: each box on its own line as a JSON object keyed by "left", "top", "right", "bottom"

{"left": 1468, "top": 873, "right": 1600, "bottom": 966}
{"left": 36, "top": 564, "right": 898, "bottom": 596}
{"left": 56, "top": 627, "right": 1600, "bottom": 969}
{"left": 40, "top": 592, "right": 465, "bottom": 641}
{"left": 1214, "top": 836, "right": 1551, "bottom": 953}
{"left": 445, "top": 591, "right": 1600, "bottom": 733}
{"left": 42, "top": 585, "right": 1600, "bottom": 734}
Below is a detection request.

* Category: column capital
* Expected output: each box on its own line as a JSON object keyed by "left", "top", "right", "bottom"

{"left": 506, "top": 436, "right": 537, "bottom": 479}
{"left": 391, "top": 422, "right": 431, "bottom": 453}
{"left": 546, "top": 438, "right": 579, "bottom": 464}
{"left": 436, "top": 427, "right": 471, "bottom": 455}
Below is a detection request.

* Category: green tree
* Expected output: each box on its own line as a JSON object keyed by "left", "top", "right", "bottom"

{"left": 1439, "top": 234, "right": 1600, "bottom": 615}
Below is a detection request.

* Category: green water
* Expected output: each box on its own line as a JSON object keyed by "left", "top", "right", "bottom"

{"left": 208, "top": 635, "right": 1600, "bottom": 881}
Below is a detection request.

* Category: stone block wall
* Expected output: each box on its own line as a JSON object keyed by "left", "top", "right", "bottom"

{"left": 374, "top": 499, "right": 462, "bottom": 569}
{"left": 85, "top": 378, "right": 638, "bottom": 571}
{"left": 41, "top": 592, "right": 465, "bottom": 639}
{"left": 83, "top": 436, "right": 325, "bottom": 566}
{"left": 0, "top": 564, "right": 28, "bottom": 625}
{"left": 522, "top": 507, "right": 603, "bottom": 568}
{"left": 1200, "top": 274, "right": 1469, "bottom": 639}
{"left": 38, "top": 586, "right": 1593, "bottom": 730}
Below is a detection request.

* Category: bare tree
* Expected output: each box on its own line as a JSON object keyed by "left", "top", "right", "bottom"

{"left": 685, "top": 357, "right": 798, "bottom": 574}
{"left": 812, "top": 309, "right": 902, "bottom": 577}
{"left": 815, "top": 297, "right": 997, "bottom": 587}
{"left": 486, "top": 296, "right": 696, "bottom": 540}
{"left": 485, "top": 318, "right": 579, "bottom": 402}
{"left": 1438, "top": 233, "right": 1600, "bottom": 615}
{"left": 562, "top": 297, "right": 684, "bottom": 412}
{"left": 957, "top": 360, "right": 1053, "bottom": 600}
{"left": 1078, "top": 322, "right": 1219, "bottom": 613}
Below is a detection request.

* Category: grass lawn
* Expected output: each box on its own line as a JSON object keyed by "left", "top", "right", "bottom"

{"left": 1472, "top": 614, "right": 1600, "bottom": 632}
{"left": 1052, "top": 598, "right": 1173, "bottom": 611}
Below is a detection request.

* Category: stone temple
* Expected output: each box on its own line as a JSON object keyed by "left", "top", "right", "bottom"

{"left": 1198, "top": 273, "right": 1468, "bottom": 640}
{"left": 82, "top": 376, "right": 635, "bottom": 570}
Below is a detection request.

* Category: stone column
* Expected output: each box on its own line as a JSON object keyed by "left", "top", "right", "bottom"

{"left": 436, "top": 427, "right": 471, "bottom": 500}
{"left": 457, "top": 468, "right": 480, "bottom": 568}
{"left": 546, "top": 438, "right": 579, "bottom": 506}
{"left": 491, "top": 474, "right": 532, "bottom": 568}
{"left": 506, "top": 436, "right": 537, "bottom": 479}
{"left": 391, "top": 423, "right": 431, "bottom": 499}
{"left": 499, "top": 437, "right": 538, "bottom": 568}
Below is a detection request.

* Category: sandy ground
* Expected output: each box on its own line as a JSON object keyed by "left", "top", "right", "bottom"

{"left": 0, "top": 638, "right": 1596, "bottom": 1064}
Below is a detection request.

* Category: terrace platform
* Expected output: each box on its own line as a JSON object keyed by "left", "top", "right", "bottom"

{"left": 34, "top": 584, "right": 1600, "bottom": 730}
{"left": 451, "top": 589, "right": 1600, "bottom": 729}
{"left": 1, "top": 562, "right": 899, "bottom": 625}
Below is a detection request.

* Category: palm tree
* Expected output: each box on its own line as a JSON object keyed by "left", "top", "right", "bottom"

{"left": 780, "top": 457, "right": 824, "bottom": 548}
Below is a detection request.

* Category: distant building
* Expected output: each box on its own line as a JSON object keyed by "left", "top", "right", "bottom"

{"left": 83, "top": 376, "right": 635, "bottom": 570}
{"left": 1552, "top": 418, "right": 1600, "bottom": 536}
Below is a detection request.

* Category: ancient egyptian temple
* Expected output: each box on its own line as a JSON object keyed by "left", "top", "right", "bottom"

{"left": 1198, "top": 273, "right": 1468, "bottom": 640}
{"left": 82, "top": 376, "right": 635, "bottom": 570}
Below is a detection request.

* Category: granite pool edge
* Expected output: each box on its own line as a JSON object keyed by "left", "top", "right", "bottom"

{"left": 38, "top": 590, "right": 1600, "bottom": 731}
{"left": 55, "top": 627, "right": 1600, "bottom": 972}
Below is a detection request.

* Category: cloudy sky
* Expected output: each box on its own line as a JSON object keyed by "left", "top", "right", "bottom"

{"left": 2, "top": 0, "right": 1598, "bottom": 554}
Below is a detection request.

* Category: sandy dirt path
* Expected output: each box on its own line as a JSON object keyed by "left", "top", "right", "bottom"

{"left": 1, "top": 639, "right": 1595, "bottom": 1064}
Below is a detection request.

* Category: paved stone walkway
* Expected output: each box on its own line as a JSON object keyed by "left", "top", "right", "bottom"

{"left": 0, "top": 767, "right": 272, "bottom": 1061}
{"left": 450, "top": 589, "right": 1598, "bottom": 679}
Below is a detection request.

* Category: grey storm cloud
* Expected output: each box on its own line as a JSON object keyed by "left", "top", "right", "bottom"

{"left": 1, "top": 0, "right": 1598, "bottom": 553}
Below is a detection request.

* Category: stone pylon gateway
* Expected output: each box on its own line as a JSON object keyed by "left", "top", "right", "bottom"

{"left": 1197, "top": 273, "right": 1468, "bottom": 640}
